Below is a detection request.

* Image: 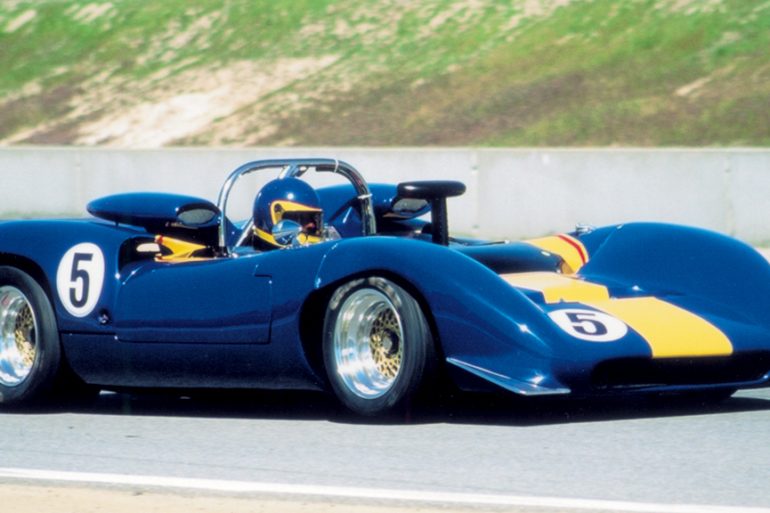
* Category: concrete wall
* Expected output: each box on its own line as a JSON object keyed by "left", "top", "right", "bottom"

{"left": 1, "top": 147, "right": 768, "bottom": 242}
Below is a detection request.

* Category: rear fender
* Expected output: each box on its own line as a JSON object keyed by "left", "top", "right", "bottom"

{"left": 0, "top": 220, "right": 139, "bottom": 332}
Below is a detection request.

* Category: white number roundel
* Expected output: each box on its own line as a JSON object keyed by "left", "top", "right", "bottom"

{"left": 548, "top": 308, "right": 628, "bottom": 342}
{"left": 56, "top": 243, "right": 105, "bottom": 318}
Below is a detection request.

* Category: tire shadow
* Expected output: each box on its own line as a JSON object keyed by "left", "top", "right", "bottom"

{"left": 49, "top": 387, "right": 770, "bottom": 427}
{"left": 423, "top": 389, "right": 770, "bottom": 426}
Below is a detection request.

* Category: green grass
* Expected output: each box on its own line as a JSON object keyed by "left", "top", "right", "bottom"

{"left": 1, "top": 0, "right": 769, "bottom": 146}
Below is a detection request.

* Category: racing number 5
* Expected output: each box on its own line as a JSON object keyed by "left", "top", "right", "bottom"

{"left": 548, "top": 308, "right": 628, "bottom": 342}
{"left": 69, "top": 252, "right": 93, "bottom": 308}
{"left": 565, "top": 311, "right": 608, "bottom": 336}
{"left": 56, "top": 243, "right": 105, "bottom": 318}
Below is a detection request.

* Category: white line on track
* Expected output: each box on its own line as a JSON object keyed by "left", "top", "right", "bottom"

{"left": 0, "top": 467, "right": 767, "bottom": 513}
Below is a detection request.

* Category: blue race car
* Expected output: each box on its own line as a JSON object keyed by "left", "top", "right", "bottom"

{"left": 1, "top": 158, "right": 769, "bottom": 416}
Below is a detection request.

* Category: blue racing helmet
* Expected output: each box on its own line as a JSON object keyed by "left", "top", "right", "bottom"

{"left": 253, "top": 178, "right": 323, "bottom": 248}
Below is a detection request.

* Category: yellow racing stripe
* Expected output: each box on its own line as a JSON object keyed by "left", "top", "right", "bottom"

{"left": 525, "top": 234, "right": 588, "bottom": 273}
{"left": 501, "top": 272, "right": 610, "bottom": 303}
{"left": 585, "top": 297, "right": 733, "bottom": 358}
{"left": 501, "top": 272, "right": 733, "bottom": 358}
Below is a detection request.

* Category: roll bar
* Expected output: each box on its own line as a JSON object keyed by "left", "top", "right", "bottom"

{"left": 216, "top": 158, "right": 376, "bottom": 255}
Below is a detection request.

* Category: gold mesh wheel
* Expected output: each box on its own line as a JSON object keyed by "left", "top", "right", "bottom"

{"left": 369, "top": 308, "right": 402, "bottom": 379}
{"left": 324, "top": 277, "right": 434, "bottom": 416}
{"left": 0, "top": 286, "right": 38, "bottom": 387}
{"left": 15, "top": 304, "right": 36, "bottom": 368}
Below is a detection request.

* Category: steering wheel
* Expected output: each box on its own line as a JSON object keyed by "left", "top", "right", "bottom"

{"left": 216, "top": 159, "right": 376, "bottom": 256}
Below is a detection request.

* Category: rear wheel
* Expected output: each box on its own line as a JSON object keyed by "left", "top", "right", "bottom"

{"left": 322, "top": 277, "right": 434, "bottom": 416}
{"left": 0, "top": 267, "right": 62, "bottom": 407}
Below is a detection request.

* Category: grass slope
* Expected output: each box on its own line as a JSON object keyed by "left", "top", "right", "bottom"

{"left": 0, "top": 0, "right": 768, "bottom": 147}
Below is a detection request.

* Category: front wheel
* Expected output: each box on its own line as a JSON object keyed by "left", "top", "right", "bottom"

{"left": 0, "top": 267, "right": 62, "bottom": 407}
{"left": 322, "top": 277, "right": 435, "bottom": 416}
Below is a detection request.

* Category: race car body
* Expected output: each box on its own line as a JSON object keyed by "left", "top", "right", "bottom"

{"left": 1, "top": 158, "right": 768, "bottom": 416}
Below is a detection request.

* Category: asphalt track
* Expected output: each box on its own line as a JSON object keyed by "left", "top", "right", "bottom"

{"left": 0, "top": 387, "right": 768, "bottom": 512}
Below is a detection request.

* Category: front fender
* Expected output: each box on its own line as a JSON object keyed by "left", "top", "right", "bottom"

{"left": 314, "top": 237, "right": 574, "bottom": 394}
{"left": 578, "top": 223, "right": 770, "bottom": 327}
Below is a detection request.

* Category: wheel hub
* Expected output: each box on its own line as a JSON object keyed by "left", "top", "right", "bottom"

{"left": 15, "top": 305, "right": 36, "bottom": 368}
{"left": 369, "top": 309, "right": 402, "bottom": 379}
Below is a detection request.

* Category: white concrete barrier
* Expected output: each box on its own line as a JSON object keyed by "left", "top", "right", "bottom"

{"left": 1, "top": 147, "right": 768, "bottom": 242}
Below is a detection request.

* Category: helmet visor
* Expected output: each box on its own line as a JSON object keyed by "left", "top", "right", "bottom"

{"left": 281, "top": 209, "right": 323, "bottom": 237}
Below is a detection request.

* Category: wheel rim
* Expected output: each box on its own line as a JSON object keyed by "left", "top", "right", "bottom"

{"left": 333, "top": 288, "right": 404, "bottom": 399}
{"left": 0, "top": 286, "right": 38, "bottom": 387}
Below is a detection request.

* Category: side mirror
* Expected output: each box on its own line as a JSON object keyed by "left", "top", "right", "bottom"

{"left": 272, "top": 219, "right": 303, "bottom": 247}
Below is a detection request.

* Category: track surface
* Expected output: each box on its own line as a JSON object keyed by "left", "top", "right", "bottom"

{"left": 0, "top": 387, "right": 768, "bottom": 511}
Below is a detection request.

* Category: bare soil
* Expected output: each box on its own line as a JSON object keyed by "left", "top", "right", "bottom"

{"left": 0, "top": 484, "right": 486, "bottom": 513}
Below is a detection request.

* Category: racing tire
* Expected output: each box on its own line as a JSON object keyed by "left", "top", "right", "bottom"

{"left": 322, "top": 277, "right": 435, "bottom": 417}
{"left": 0, "top": 266, "right": 62, "bottom": 408}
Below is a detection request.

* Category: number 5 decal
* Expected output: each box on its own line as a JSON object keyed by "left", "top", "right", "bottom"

{"left": 548, "top": 308, "right": 628, "bottom": 342}
{"left": 56, "top": 243, "right": 105, "bottom": 317}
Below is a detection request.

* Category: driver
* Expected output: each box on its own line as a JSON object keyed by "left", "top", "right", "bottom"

{"left": 253, "top": 177, "right": 324, "bottom": 249}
